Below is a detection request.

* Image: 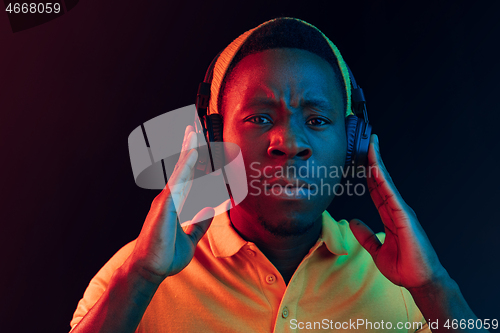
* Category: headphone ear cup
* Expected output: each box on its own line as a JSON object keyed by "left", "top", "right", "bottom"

{"left": 209, "top": 114, "right": 223, "bottom": 142}
{"left": 354, "top": 119, "right": 372, "bottom": 171}
{"left": 345, "top": 115, "right": 373, "bottom": 172}
{"left": 345, "top": 115, "right": 358, "bottom": 170}
{"left": 208, "top": 114, "right": 224, "bottom": 172}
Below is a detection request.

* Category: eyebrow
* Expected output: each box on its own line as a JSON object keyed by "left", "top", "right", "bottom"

{"left": 301, "top": 98, "right": 334, "bottom": 112}
{"left": 246, "top": 97, "right": 334, "bottom": 112}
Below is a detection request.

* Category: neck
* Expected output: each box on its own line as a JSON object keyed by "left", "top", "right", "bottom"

{"left": 228, "top": 206, "right": 322, "bottom": 285}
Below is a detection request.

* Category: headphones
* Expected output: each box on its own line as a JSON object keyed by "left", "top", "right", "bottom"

{"left": 194, "top": 52, "right": 372, "bottom": 177}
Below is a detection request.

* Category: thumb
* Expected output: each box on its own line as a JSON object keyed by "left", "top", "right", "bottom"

{"left": 349, "top": 218, "right": 382, "bottom": 258}
{"left": 182, "top": 207, "right": 216, "bottom": 246}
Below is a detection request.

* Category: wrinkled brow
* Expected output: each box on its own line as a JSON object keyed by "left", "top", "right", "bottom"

{"left": 246, "top": 97, "right": 334, "bottom": 112}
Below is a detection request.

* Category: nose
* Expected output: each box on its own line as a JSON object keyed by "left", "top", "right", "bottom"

{"left": 267, "top": 120, "right": 312, "bottom": 160}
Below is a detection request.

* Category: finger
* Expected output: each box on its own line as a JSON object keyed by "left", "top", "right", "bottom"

{"left": 185, "top": 125, "right": 197, "bottom": 150}
{"left": 173, "top": 125, "right": 199, "bottom": 179}
{"left": 367, "top": 134, "right": 409, "bottom": 228}
{"left": 160, "top": 151, "right": 198, "bottom": 250}
{"left": 177, "top": 163, "right": 196, "bottom": 215}
{"left": 176, "top": 126, "right": 196, "bottom": 172}
{"left": 171, "top": 147, "right": 198, "bottom": 184}
{"left": 181, "top": 207, "right": 215, "bottom": 245}
{"left": 183, "top": 125, "right": 192, "bottom": 147}
{"left": 175, "top": 127, "right": 199, "bottom": 208}
{"left": 175, "top": 126, "right": 199, "bottom": 206}
{"left": 161, "top": 126, "right": 199, "bottom": 220}
{"left": 169, "top": 148, "right": 198, "bottom": 206}
{"left": 349, "top": 218, "right": 382, "bottom": 258}
{"left": 368, "top": 134, "right": 404, "bottom": 202}
{"left": 174, "top": 127, "right": 197, "bottom": 171}
{"left": 366, "top": 134, "right": 395, "bottom": 227}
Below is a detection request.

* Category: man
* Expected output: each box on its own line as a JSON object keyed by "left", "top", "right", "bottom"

{"left": 70, "top": 18, "right": 484, "bottom": 332}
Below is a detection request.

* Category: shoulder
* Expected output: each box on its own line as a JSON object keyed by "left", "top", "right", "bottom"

{"left": 89, "top": 240, "right": 137, "bottom": 287}
{"left": 333, "top": 221, "right": 428, "bottom": 332}
{"left": 70, "top": 240, "right": 137, "bottom": 330}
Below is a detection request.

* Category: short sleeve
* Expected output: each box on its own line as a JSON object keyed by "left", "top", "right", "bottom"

{"left": 69, "top": 240, "right": 137, "bottom": 332}
{"left": 376, "top": 232, "right": 432, "bottom": 333}
{"left": 399, "top": 285, "right": 432, "bottom": 333}
{"left": 416, "top": 322, "right": 432, "bottom": 333}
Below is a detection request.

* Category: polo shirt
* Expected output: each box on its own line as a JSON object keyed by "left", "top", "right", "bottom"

{"left": 70, "top": 199, "right": 431, "bottom": 332}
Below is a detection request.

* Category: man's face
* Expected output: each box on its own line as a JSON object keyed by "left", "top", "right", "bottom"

{"left": 222, "top": 48, "right": 347, "bottom": 237}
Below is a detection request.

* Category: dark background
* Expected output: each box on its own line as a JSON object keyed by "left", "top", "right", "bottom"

{"left": 1, "top": 0, "right": 499, "bottom": 331}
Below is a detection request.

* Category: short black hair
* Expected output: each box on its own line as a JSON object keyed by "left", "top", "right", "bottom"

{"left": 218, "top": 18, "right": 347, "bottom": 118}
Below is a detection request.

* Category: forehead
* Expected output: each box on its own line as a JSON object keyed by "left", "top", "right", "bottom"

{"left": 223, "top": 48, "right": 344, "bottom": 113}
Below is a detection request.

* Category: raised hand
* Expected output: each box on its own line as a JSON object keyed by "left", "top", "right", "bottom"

{"left": 349, "top": 134, "right": 448, "bottom": 289}
{"left": 127, "top": 125, "right": 215, "bottom": 285}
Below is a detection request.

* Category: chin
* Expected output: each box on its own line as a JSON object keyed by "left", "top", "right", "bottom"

{"left": 258, "top": 214, "right": 317, "bottom": 238}
{"left": 248, "top": 196, "right": 321, "bottom": 236}
{"left": 237, "top": 183, "right": 333, "bottom": 233}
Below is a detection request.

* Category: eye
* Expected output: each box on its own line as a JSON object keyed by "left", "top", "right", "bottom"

{"left": 306, "top": 118, "right": 330, "bottom": 126}
{"left": 246, "top": 115, "right": 272, "bottom": 124}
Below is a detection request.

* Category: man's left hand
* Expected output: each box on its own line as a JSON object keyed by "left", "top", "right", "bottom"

{"left": 349, "top": 134, "right": 449, "bottom": 289}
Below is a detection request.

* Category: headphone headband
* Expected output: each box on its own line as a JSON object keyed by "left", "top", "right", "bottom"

{"left": 195, "top": 51, "right": 373, "bottom": 175}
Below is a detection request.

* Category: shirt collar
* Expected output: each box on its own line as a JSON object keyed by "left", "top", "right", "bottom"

{"left": 319, "top": 210, "right": 349, "bottom": 256}
{"left": 207, "top": 200, "right": 349, "bottom": 258}
{"left": 207, "top": 200, "right": 247, "bottom": 258}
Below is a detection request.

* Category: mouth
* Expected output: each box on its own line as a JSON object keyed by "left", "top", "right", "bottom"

{"left": 267, "top": 178, "right": 311, "bottom": 188}
{"left": 264, "top": 178, "right": 312, "bottom": 200}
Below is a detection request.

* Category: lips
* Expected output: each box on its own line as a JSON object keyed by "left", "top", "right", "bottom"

{"left": 263, "top": 178, "right": 313, "bottom": 200}
{"left": 266, "top": 178, "right": 311, "bottom": 190}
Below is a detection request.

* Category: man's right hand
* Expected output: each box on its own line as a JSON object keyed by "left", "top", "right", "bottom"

{"left": 126, "top": 124, "right": 215, "bottom": 285}
{"left": 71, "top": 125, "right": 215, "bottom": 333}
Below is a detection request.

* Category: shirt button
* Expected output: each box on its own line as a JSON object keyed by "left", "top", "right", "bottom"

{"left": 265, "top": 274, "right": 276, "bottom": 284}
{"left": 246, "top": 249, "right": 255, "bottom": 256}
{"left": 282, "top": 307, "right": 289, "bottom": 318}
